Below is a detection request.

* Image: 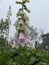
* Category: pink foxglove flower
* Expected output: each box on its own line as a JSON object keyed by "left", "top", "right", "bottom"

{"left": 19, "top": 33, "right": 25, "bottom": 43}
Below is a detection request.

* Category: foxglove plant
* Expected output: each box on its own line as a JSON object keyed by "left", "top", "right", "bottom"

{"left": 12, "top": 0, "right": 35, "bottom": 48}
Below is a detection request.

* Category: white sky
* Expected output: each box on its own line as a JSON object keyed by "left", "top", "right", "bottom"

{"left": 0, "top": 0, "right": 49, "bottom": 37}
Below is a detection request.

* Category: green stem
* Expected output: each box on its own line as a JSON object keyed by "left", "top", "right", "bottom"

{"left": 22, "top": 0, "right": 23, "bottom": 13}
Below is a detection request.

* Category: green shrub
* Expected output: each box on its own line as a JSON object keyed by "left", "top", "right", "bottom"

{"left": 0, "top": 46, "right": 49, "bottom": 65}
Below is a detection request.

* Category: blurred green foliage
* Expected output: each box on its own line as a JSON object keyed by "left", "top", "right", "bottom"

{"left": 0, "top": 46, "right": 49, "bottom": 65}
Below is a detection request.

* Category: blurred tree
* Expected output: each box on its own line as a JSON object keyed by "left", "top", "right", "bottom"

{"left": 6, "top": 5, "right": 12, "bottom": 40}
{"left": 40, "top": 29, "right": 44, "bottom": 35}
{"left": 7, "top": 6, "right": 12, "bottom": 24}
{"left": 30, "top": 26, "right": 38, "bottom": 40}
{"left": 0, "top": 6, "right": 12, "bottom": 54}
{"left": 0, "top": 18, "right": 8, "bottom": 54}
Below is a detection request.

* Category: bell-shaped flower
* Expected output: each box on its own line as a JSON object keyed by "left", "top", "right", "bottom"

{"left": 18, "top": 19, "right": 24, "bottom": 25}
{"left": 23, "top": 13, "right": 29, "bottom": 21}
{"left": 18, "top": 32, "right": 25, "bottom": 43}
{"left": 17, "top": 9, "right": 23, "bottom": 16}
{"left": 13, "top": 18, "right": 19, "bottom": 27}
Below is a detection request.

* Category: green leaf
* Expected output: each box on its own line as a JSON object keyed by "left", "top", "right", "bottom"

{"left": 28, "top": 57, "right": 37, "bottom": 65}
{"left": 24, "top": 5, "right": 30, "bottom": 13}
{"left": 23, "top": 0, "right": 30, "bottom": 3}
{"left": 16, "top": 1, "right": 22, "bottom": 4}
{"left": 0, "top": 55, "right": 9, "bottom": 65}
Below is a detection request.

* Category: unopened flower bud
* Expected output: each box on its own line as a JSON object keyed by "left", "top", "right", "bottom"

{"left": 17, "top": 9, "right": 23, "bottom": 16}
{"left": 23, "top": 14, "right": 29, "bottom": 21}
